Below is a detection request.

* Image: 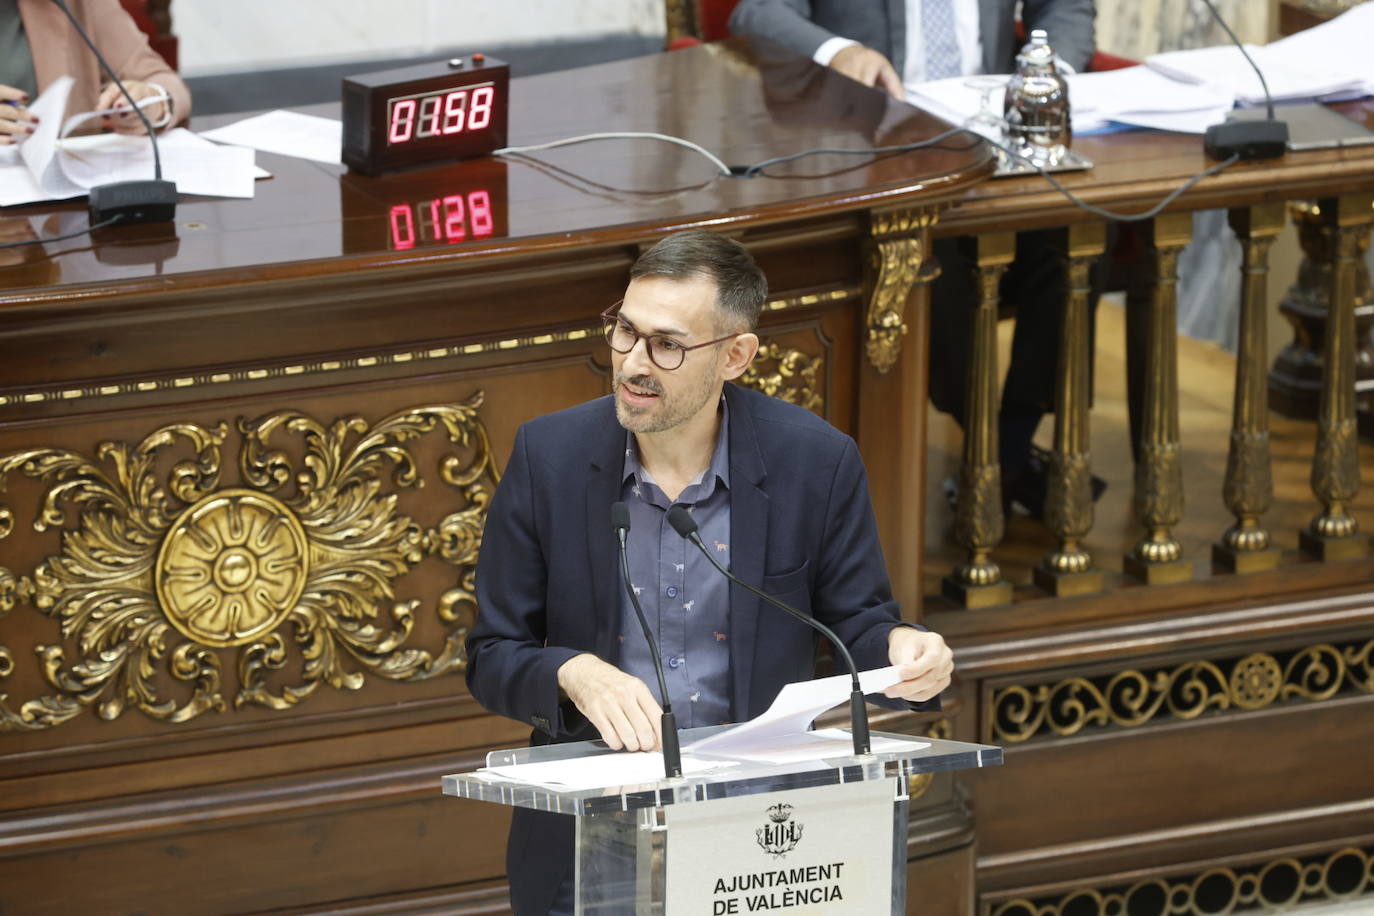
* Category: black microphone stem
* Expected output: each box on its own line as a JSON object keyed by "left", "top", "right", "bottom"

{"left": 671, "top": 515, "right": 871, "bottom": 757}
{"left": 49, "top": 0, "right": 164, "bottom": 179}
{"left": 613, "top": 510, "right": 683, "bottom": 778}
{"left": 1199, "top": 0, "right": 1275, "bottom": 120}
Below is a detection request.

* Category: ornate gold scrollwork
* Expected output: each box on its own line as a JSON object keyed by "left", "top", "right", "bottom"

{"left": 0, "top": 396, "right": 498, "bottom": 731}
{"left": 990, "top": 639, "right": 1374, "bottom": 743}
{"left": 865, "top": 208, "right": 938, "bottom": 374}
{"left": 988, "top": 844, "right": 1374, "bottom": 916}
{"left": 738, "top": 342, "right": 823, "bottom": 412}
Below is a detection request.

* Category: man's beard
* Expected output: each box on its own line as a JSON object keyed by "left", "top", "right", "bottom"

{"left": 614, "top": 369, "right": 718, "bottom": 434}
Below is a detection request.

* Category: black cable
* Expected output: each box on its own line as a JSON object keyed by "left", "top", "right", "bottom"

{"left": 0, "top": 215, "right": 123, "bottom": 249}
{"left": 981, "top": 135, "right": 1241, "bottom": 222}
{"left": 1198, "top": 0, "right": 1275, "bottom": 120}
{"left": 740, "top": 124, "right": 972, "bottom": 177}
{"left": 48, "top": 0, "right": 164, "bottom": 180}
{"left": 739, "top": 127, "right": 1242, "bottom": 222}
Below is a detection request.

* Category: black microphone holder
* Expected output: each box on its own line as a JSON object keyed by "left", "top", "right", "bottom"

{"left": 665, "top": 505, "right": 872, "bottom": 757}
{"left": 612, "top": 502, "right": 683, "bottom": 778}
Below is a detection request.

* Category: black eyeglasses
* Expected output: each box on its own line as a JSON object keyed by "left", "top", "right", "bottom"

{"left": 600, "top": 303, "right": 739, "bottom": 371}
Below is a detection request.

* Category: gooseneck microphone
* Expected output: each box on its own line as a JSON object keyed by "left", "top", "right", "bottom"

{"left": 50, "top": 0, "right": 178, "bottom": 224}
{"left": 611, "top": 502, "right": 683, "bottom": 778}
{"left": 664, "top": 505, "right": 872, "bottom": 756}
{"left": 1199, "top": 0, "right": 1288, "bottom": 160}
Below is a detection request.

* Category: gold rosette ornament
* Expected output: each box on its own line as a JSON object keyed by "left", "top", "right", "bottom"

{"left": 0, "top": 396, "right": 498, "bottom": 731}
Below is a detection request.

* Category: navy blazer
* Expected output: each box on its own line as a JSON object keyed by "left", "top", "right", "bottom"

{"left": 466, "top": 383, "right": 919, "bottom": 914}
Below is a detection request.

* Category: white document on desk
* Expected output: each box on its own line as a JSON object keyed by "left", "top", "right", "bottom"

{"left": 685, "top": 665, "right": 929, "bottom": 763}
{"left": 1147, "top": 44, "right": 1365, "bottom": 105}
{"left": 907, "top": 68, "right": 1234, "bottom": 137}
{"left": 479, "top": 752, "right": 737, "bottom": 791}
{"left": 0, "top": 76, "right": 259, "bottom": 207}
{"left": 1268, "top": 2, "right": 1374, "bottom": 99}
{"left": 200, "top": 110, "right": 343, "bottom": 165}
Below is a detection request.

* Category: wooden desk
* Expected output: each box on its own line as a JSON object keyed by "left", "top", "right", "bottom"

{"left": 0, "top": 41, "right": 988, "bottom": 915}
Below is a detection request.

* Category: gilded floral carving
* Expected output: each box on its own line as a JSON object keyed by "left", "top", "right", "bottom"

{"left": 0, "top": 396, "right": 498, "bottom": 731}
{"left": 738, "top": 342, "right": 823, "bottom": 412}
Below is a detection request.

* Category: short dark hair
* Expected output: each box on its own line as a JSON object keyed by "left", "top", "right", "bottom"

{"left": 629, "top": 230, "right": 767, "bottom": 331}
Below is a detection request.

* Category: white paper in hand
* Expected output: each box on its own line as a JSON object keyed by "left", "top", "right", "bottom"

{"left": 685, "top": 665, "right": 913, "bottom": 761}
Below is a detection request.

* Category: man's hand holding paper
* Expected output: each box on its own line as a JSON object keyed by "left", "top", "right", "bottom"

{"left": 884, "top": 627, "right": 954, "bottom": 702}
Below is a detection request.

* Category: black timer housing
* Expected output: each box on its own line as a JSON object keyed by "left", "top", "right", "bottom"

{"left": 342, "top": 56, "right": 510, "bottom": 176}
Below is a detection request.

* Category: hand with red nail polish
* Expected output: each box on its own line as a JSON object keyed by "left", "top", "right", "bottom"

{"left": 96, "top": 80, "right": 168, "bottom": 134}
{"left": 0, "top": 84, "right": 38, "bottom": 144}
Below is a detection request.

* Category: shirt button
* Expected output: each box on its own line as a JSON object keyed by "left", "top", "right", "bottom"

{"left": 666, "top": 586, "right": 678, "bottom": 598}
{"left": 667, "top": 656, "right": 681, "bottom": 669}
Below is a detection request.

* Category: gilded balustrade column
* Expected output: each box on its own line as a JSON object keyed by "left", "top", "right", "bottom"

{"left": 943, "top": 232, "right": 1015, "bottom": 609}
{"left": 1300, "top": 193, "right": 1374, "bottom": 561}
{"left": 1213, "top": 203, "right": 1285, "bottom": 574}
{"left": 1123, "top": 212, "right": 1194, "bottom": 585}
{"left": 1034, "top": 222, "right": 1106, "bottom": 597}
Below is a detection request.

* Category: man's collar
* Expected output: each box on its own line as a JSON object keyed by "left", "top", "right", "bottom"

{"left": 622, "top": 395, "right": 731, "bottom": 490}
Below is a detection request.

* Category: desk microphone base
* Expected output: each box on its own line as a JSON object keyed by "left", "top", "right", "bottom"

{"left": 88, "top": 180, "right": 178, "bottom": 226}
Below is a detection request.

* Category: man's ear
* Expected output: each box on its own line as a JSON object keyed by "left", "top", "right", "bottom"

{"left": 720, "top": 332, "right": 760, "bottom": 381}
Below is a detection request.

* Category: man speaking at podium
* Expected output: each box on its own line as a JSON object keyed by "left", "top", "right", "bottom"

{"left": 465, "top": 229, "right": 954, "bottom": 915}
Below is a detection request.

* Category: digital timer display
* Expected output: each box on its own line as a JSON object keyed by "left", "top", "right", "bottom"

{"left": 386, "top": 84, "right": 496, "bottom": 145}
{"left": 342, "top": 56, "right": 510, "bottom": 176}
{"left": 339, "top": 161, "right": 509, "bottom": 253}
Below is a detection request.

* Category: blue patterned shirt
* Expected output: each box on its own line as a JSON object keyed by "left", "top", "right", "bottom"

{"left": 617, "top": 401, "right": 733, "bottom": 728}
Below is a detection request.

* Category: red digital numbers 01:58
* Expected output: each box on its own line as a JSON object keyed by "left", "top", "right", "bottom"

{"left": 387, "top": 83, "right": 496, "bottom": 145}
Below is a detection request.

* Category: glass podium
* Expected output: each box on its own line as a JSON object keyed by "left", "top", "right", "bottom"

{"left": 443, "top": 726, "right": 1002, "bottom": 914}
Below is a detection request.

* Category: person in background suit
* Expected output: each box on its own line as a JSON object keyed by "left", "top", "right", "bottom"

{"left": 465, "top": 229, "right": 954, "bottom": 915}
{"left": 731, "top": 0, "right": 1104, "bottom": 517}
{"left": 0, "top": 0, "right": 190, "bottom": 145}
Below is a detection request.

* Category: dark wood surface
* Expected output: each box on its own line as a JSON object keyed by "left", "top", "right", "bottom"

{"left": 0, "top": 40, "right": 983, "bottom": 915}
{"left": 5, "top": 36, "right": 1374, "bottom": 915}
{"left": 0, "top": 39, "right": 990, "bottom": 299}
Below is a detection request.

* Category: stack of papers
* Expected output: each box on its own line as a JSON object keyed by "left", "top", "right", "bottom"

{"left": 907, "top": 67, "right": 1235, "bottom": 137}
{"left": 1146, "top": 44, "right": 1365, "bottom": 106}
{"left": 1067, "top": 66, "right": 1234, "bottom": 134}
{"left": 1267, "top": 2, "right": 1374, "bottom": 100}
{"left": 0, "top": 75, "right": 260, "bottom": 207}
{"left": 909, "top": 5, "right": 1374, "bottom": 140}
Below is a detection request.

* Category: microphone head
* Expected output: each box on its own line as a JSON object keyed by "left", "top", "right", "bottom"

{"left": 666, "top": 505, "right": 698, "bottom": 538}
{"left": 610, "top": 501, "right": 631, "bottom": 534}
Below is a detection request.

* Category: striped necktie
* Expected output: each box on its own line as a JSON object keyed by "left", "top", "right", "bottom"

{"left": 922, "top": 0, "right": 963, "bottom": 80}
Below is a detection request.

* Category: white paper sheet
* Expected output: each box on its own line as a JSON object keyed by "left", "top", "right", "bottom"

{"left": 685, "top": 665, "right": 907, "bottom": 759}
{"left": 479, "top": 752, "right": 736, "bottom": 791}
{"left": 0, "top": 76, "right": 261, "bottom": 207}
{"left": 1146, "top": 44, "right": 1365, "bottom": 105}
{"left": 1267, "top": 3, "right": 1374, "bottom": 100}
{"left": 710, "top": 727, "right": 930, "bottom": 765}
{"left": 1067, "top": 66, "right": 1234, "bottom": 118}
{"left": 200, "top": 110, "right": 343, "bottom": 165}
{"left": 907, "top": 67, "right": 1236, "bottom": 139}
{"left": 57, "top": 129, "right": 257, "bottom": 198}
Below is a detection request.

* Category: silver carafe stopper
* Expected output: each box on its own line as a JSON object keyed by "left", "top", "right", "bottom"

{"left": 1003, "top": 29, "right": 1071, "bottom": 167}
